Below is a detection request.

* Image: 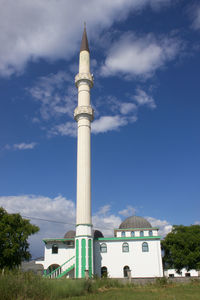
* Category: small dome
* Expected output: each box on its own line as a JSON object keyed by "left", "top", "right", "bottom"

{"left": 64, "top": 230, "right": 75, "bottom": 238}
{"left": 93, "top": 230, "right": 104, "bottom": 238}
{"left": 119, "top": 216, "right": 152, "bottom": 229}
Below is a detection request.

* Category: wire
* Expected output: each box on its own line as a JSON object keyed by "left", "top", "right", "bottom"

{"left": 21, "top": 214, "right": 114, "bottom": 231}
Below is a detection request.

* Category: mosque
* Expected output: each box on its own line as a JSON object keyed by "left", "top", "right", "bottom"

{"left": 37, "top": 27, "right": 163, "bottom": 279}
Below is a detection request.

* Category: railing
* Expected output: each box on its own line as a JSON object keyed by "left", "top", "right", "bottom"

{"left": 45, "top": 255, "right": 75, "bottom": 279}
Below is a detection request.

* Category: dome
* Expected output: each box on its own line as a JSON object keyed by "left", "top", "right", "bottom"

{"left": 64, "top": 230, "right": 75, "bottom": 238}
{"left": 119, "top": 216, "right": 152, "bottom": 229}
{"left": 93, "top": 230, "right": 104, "bottom": 238}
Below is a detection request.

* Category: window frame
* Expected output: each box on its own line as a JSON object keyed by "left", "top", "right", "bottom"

{"left": 149, "top": 230, "right": 153, "bottom": 236}
{"left": 52, "top": 243, "right": 58, "bottom": 254}
{"left": 142, "top": 242, "right": 149, "bottom": 252}
{"left": 100, "top": 243, "right": 107, "bottom": 253}
{"left": 122, "top": 242, "right": 129, "bottom": 253}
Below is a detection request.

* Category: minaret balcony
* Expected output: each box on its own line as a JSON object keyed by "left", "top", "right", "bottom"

{"left": 74, "top": 105, "right": 94, "bottom": 122}
{"left": 75, "top": 73, "right": 94, "bottom": 88}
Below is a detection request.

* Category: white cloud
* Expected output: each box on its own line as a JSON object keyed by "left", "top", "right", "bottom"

{"left": 93, "top": 205, "right": 122, "bottom": 237}
{"left": 194, "top": 221, "right": 200, "bottom": 225}
{"left": 120, "top": 102, "right": 137, "bottom": 115}
{"left": 191, "top": 5, "right": 200, "bottom": 30}
{"left": 28, "top": 71, "right": 76, "bottom": 121}
{"left": 0, "top": 195, "right": 76, "bottom": 258}
{"left": 146, "top": 216, "right": 172, "bottom": 237}
{"left": 92, "top": 115, "right": 128, "bottom": 134}
{"left": 0, "top": 194, "right": 172, "bottom": 257}
{"left": 5, "top": 142, "right": 37, "bottom": 150}
{"left": 133, "top": 88, "right": 156, "bottom": 108}
{"left": 0, "top": 0, "right": 172, "bottom": 77}
{"left": 50, "top": 122, "right": 77, "bottom": 137}
{"left": 101, "top": 33, "right": 181, "bottom": 79}
{"left": 119, "top": 205, "right": 137, "bottom": 217}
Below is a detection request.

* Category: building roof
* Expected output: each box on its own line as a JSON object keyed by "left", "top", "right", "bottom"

{"left": 119, "top": 216, "right": 152, "bottom": 229}
{"left": 80, "top": 25, "right": 89, "bottom": 52}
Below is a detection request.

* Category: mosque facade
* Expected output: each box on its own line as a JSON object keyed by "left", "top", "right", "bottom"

{"left": 37, "top": 27, "right": 163, "bottom": 279}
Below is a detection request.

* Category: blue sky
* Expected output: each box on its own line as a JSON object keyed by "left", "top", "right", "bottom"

{"left": 0, "top": 0, "right": 200, "bottom": 258}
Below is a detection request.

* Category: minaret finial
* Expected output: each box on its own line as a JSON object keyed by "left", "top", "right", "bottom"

{"left": 80, "top": 23, "right": 89, "bottom": 52}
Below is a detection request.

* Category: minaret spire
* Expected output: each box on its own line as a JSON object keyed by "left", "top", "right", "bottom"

{"left": 80, "top": 23, "right": 90, "bottom": 52}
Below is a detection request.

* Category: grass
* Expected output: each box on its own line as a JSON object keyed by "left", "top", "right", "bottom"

{"left": 0, "top": 270, "right": 200, "bottom": 300}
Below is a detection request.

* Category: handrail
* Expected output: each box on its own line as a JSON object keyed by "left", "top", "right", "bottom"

{"left": 46, "top": 255, "right": 75, "bottom": 278}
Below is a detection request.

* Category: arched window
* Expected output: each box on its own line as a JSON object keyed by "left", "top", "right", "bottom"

{"left": 131, "top": 231, "right": 135, "bottom": 237}
{"left": 140, "top": 231, "right": 144, "bottom": 237}
{"left": 121, "top": 231, "right": 125, "bottom": 237}
{"left": 123, "top": 265, "right": 130, "bottom": 278}
{"left": 149, "top": 230, "right": 153, "bottom": 236}
{"left": 52, "top": 244, "right": 58, "bottom": 254}
{"left": 101, "top": 266, "right": 108, "bottom": 278}
{"left": 122, "top": 242, "right": 129, "bottom": 252}
{"left": 100, "top": 243, "right": 107, "bottom": 253}
{"left": 142, "top": 242, "right": 149, "bottom": 252}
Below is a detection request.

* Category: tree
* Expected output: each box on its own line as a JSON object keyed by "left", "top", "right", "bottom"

{"left": 161, "top": 225, "right": 200, "bottom": 273}
{"left": 0, "top": 207, "right": 39, "bottom": 269}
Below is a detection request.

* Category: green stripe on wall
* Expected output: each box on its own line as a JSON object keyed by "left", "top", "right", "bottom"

{"left": 76, "top": 239, "right": 79, "bottom": 278}
{"left": 88, "top": 239, "right": 92, "bottom": 278}
{"left": 81, "top": 239, "right": 86, "bottom": 278}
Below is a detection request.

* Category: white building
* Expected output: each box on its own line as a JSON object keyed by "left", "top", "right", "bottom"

{"left": 37, "top": 27, "right": 163, "bottom": 279}
{"left": 37, "top": 216, "right": 163, "bottom": 278}
{"left": 164, "top": 268, "right": 199, "bottom": 278}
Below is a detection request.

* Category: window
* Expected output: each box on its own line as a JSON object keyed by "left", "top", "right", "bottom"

{"left": 101, "top": 266, "right": 108, "bottom": 278}
{"left": 52, "top": 244, "right": 58, "bottom": 254}
{"left": 140, "top": 231, "right": 144, "bottom": 237}
{"left": 149, "top": 230, "right": 153, "bottom": 236}
{"left": 131, "top": 231, "right": 135, "bottom": 237}
{"left": 169, "top": 274, "right": 174, "bottom": 278}
{"left": 123, "top": 265, "right": 130, "bottom": 278}
{"left": 100, "top": 243, "right": 107, "bottom": 253}
{"left": 122, "top": 242, "right": 129, "bottom": 252}
{"left": 121, "top": 231, "right": 125, "bottom": 237}
{"left": 142, "top": 242, "right": 149, "bottom": 252}
{"left": 185, "top": 273, "right": 191, "bottom": 277}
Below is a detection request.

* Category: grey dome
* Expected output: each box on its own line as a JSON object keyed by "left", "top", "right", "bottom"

{"left": 64, "top": 230, "right": 75, "bottom": 238}
{"left": 119, "top": 216, "right": 152, "bottom": 229}
{"left": 93, "top": 230, "right": 104, "bottom": 238}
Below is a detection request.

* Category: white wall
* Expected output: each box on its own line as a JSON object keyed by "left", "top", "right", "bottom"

{"left": 43, "top": 242, "right": 75, "bottom": 271}
{"left": 94, "top": 239, "right": 163, "bottom": 278}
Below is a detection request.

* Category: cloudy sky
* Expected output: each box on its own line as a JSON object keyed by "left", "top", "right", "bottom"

{"left": 0, "top": 0, "right": 200, "bottom": 258}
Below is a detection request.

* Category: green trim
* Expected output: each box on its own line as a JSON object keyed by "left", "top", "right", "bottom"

{"left": 45, "top": 256, "right": 75, "bottom": 278}
{"left": 76, "top": 223, "right": 92, "bottom": 227}
{"left": 76, "top": 235, "right": 92, "bottom": 237}
{"left": 88, "top": 239, "right": 92, "bottom": 278}
{"left": 81, "top": 239, "right": 86, "bottom": 278}
{"left": 57, "top": 264, "right": 75, "bottom": 278}
{"left": 43, "top": 238, "right": 74, "bottom": 243}
{"left": 76, "top": 239, "right": 79, "bottom": 278}
{"left": 114, "top": 227, "right": 158, "bottom": 231}
{"left": 96, "top": 236, "right": 161, "bottom": 241}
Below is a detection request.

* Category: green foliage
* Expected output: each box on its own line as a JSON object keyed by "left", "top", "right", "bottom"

{"left": 0, "top": 207, "right": 39, "bottom": 269}
{"left": 162, "top": 225, "right": 200, "bottom": 273}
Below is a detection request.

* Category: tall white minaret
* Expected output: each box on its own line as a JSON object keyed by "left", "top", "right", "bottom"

{"left": 74, "top": 26, "right": 94, "bottom": 279}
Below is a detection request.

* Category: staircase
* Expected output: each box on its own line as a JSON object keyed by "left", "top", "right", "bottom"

{"left": 45, "top": 256, "right": 75, "bottom": 279}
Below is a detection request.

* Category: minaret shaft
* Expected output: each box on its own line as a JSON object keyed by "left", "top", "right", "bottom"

{"left": 76, "top": 116, "right": 91, "bottom": 224}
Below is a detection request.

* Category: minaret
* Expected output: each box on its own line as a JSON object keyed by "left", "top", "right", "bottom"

{"left": 74, "top": 25, "right": 94, "bottom": 279}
